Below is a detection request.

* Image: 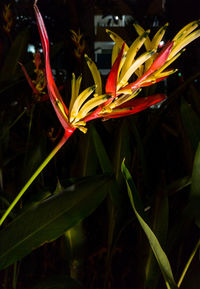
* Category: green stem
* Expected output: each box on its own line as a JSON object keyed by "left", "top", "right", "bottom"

{"left": 177, "top": 238, "right": 200, "bottom": 287}
{"left": 0, "top": 130, "right": 74, "bottom": 226}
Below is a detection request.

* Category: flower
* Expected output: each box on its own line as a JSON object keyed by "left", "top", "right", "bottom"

{"left": 34, "top": 0, "right": 200, "bottom": 133}
{"left": 85, "top": 21, "right": 200, "bottom": 119}
{"left": 132, "top": 20, "right": 200, "bottom": 85}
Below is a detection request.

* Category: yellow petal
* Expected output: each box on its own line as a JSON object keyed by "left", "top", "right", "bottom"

{"left": 74, "top": 95, "right": 111, "bottom": 121}
{"left": 117, "top": 88, "right": 133, "bottom": 95}
{"left": 73, "top": 122, "right": 87, "bottom": 134}
{"left": 153, "top": 50, "right": 184, "bottom": 76}
{"left": 73, "top": 120, "right": 86, "bottom": 127}
{"left": 169, "top": 29, "right": 200, "bottom": 59}
{"left": 85, "top": 54, "right": 102, "bottom": 95}
{"left": 143, "top": 24, "right": 168, "bottom": 72}
{"left": 55, "top": 99, "right": 68, "bottom": 122}
{"left": 75, "top": 74, "right": 82, "bottom": 97}
{"left": 106, "top": 29, "right": 129, "bottom": 52}
{"left": 78, "top": 126, "right": 88, "bottom": 133}
{"left": 133, "top": 23, "right": 152, "bottom": 51}
{"left": 106, "top": 29, "right": 129, "bottom": 70}
{"left": 120, "top": 31, "right": 150, "bottom": 81}
{"left": 173, "top": 20, "right": 200, "bottom": 43}
{"left": 112, "top": 43, "right": 121, "bottom": 66}
{"left": 151, "top": 23, "right": 169, "bottom": 50}
{"left": 69, "top": 73, "right": 76, "bottom": 112}
{"left": 118, "top": 50, "right": 155, "bottom": 89}
{"left": 110, "top": 88, "right": 141, "bottom": 108}
{"left": 157, "top": 68, "right": 178, "bottom": 78}
{"left": 135, "top": 64, "right": 144, "bottom": 78}
{"left": 69, "top": 74, "right": 82, "bottom": 113}
{"left": 70, "top": 85, "right": 95, "bottom": 122}
{"left": 144, "top": 69, "right": 177, "bottom": 84}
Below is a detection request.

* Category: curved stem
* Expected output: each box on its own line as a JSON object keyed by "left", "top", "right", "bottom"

{"left": 177, "top": 238, "right": 200, "bottom": 287}
{"left": 0, "top": 130, "right": 74, "bottom": 226}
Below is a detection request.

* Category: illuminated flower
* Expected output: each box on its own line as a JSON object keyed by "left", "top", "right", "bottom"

{"left": 34, "top": 0, "right": 200, "bottom": 132}
{"left": 132, "top": 20, "right": 200, "bottom": 84}
{"left": 111, "top": 20, "right": 200, "bottom": 91}
{"left": 85, "top": 21, "right": 200, "bottom": 119}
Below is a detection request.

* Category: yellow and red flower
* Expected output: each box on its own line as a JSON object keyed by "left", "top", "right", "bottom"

{"left": 33, "top": 0, "right": 200, "bottom": 136}
{"left": 86, "top": 21, "right": 200, "bottom": 119}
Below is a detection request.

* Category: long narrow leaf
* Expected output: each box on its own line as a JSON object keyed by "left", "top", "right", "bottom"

{"left": 190, "top": 143, "right": 200, "bottom": 228}
{"left": 181, "top": 99, "right": 200, "bottom": 151}
{"left": 91, "top": 126, "right": 113, "bottom": 174}
{"left": 0, "top": 175, "right": 110, "bottom": 270}
{"left": 191, "top": 143, "right": 200, "bottom": 198}
{"left": 121, "top": 160, "right": 178, "bottom": 289}
{"left": 0, "top": 30, "right": 29, "bottom": 81}
{"left": 145, "top": 188, "right": 169, "bottom": 289}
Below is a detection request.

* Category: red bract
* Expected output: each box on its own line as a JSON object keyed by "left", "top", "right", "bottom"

{"left": 105, "top": 43, "right": 125, "bottom": 96}
{"left": 145, "top": 42, "right": 174, "bottom": 76}
{"left": 19, "top": 62, "right": 39, "bottom": 95}
{"left": 34, "top": 1, "right": 73, "bottom": 137}
{"left": 119, "top": 41, "right": 174, "bottom": 92}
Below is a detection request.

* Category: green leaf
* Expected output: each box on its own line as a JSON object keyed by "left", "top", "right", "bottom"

{"left": 30, "top": 275, "right": 83, "bottom": 289}
{"left": 91, "top": 125, "right": 113, "bottom": 174}
{"left": 0, "top": 30, "right": 29, "bottom": 82}
{"left": 113, "top": 119, "right": 131, "bottom": 181}
{"left": 145, "top": 188, "right": 169, "bottom": 289}
{"left": 121, "top": 160, "right": 178, "bottom": 289}
{"left": 130, "top": 118, "right": 148, "bottom": 183}
{"left": 191, "top": 143, "right": 200, "bottom": 198}
{"left": 181, "top": 99, "right": 200, "bottom": 151}
{"left": 0, "top": 175, "right": 110, "bottom": 270}
{"left": 166, "top": 176, "right": 191, "bottom": 196}
{"left": 189, "top": 143, "right": 200, "bottom": 227}
{"left": 91, "top": 125, "right": 123, "bottom": 209}
{"left": 79, "top": 126, "right": 99, "bottom": 176}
